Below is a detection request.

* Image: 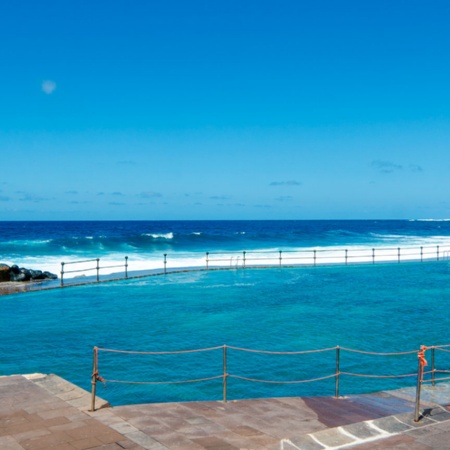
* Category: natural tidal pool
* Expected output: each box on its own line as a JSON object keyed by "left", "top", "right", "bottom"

{"left": 2, "top": 261, "right": 450, "bottom": 406}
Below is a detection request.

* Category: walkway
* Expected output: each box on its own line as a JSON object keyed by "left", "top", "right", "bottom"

{"left": 1, "top": 374, "right": 450, "bottom": 449}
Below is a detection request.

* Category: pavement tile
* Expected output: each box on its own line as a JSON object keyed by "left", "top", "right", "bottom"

{"left": 192, "top": 435, "right": 239, "bottom": 449}
{"left": 309, "top": 427, "right": 356, "bottom": 447}
{"left": 281, "top": 435, "right": 325, "bottom": 450}
{"left": 124, "top": 430, "right": 169, "bottom": 449}
{"left": 20, "top": 430, "right": 73, "bottom": 450}
{"left": 344, "top": 421, "right": 385, "bottom": 439}
{"left": 71, "top": 436, "right": 104, "bottom": 449}
{"left": 0, "top": 435, "right": 26, "bottom": 450}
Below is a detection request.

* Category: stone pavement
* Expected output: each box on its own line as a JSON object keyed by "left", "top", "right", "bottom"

{"left": 1, "top": 374, "right": 450, "bottom": 449}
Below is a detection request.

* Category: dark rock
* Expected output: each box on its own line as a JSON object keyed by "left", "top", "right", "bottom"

{"left": 43, "top": 271, "right": 58, "bottom": 280}
{"left": 11, "top": 272, "right": 27, "bottom": 282}
{"left": 29, "top": 269, "right": 44, "bottom": 280}
{"left": 0, "top": 263, "right": 58, "bottom": 283}
{"left": 0, "top": 264, "right": 10, "bottom": 282}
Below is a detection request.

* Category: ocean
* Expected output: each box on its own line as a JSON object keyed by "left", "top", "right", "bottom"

{"left": 1, "top": 220, "right": 450, "bottom": 406}
{"left": 1, "top": 220, "right": 450, "bottom": 277}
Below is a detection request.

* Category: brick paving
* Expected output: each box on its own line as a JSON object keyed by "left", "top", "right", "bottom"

{"left": 1, "top": 374, "right": 450, "bottom": 449}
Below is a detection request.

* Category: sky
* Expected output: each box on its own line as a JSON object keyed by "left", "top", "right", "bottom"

{"left": 1, "top": 0, "right": 449, "bottom": 221}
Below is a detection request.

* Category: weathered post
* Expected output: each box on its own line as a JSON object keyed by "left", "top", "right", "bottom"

{"left": 223, "top": 345, "right": 228, "bottom": 403}
{"left": 124, "top": 256, "right": 128, "bottom": 279}
{"left": 91, "top": 347, "right": 98, "bottom": 412}
{"left": 335, "top": 346, "right": 340, "bottom": 398}
{"left": 164, "top": 254, "right": 167, "bottom": 274}
{"left": 60, "top": 262, "right": 65, "bottom": 287}
{"left": 96, "top": 258, "right": 100, "bottom": 282}
{"left": 414, "top": 346, "right": 427, "bottom": 422}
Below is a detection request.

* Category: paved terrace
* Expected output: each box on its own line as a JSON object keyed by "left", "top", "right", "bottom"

{"left": 1, "top": 374, "right": 450, "bottom": 449}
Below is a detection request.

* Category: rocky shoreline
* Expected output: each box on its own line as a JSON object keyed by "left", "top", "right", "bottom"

{"left": 0, "top": 263, "right": 58, "bottom": 283}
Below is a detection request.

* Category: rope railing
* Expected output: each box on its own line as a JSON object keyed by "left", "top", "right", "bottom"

{"left": 89, "top": 343, "right": 450, "bottom": 414}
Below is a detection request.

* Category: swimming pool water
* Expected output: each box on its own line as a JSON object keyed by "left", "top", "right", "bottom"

{"left": 2, "top": 262, "right": 450, "bottom": 405}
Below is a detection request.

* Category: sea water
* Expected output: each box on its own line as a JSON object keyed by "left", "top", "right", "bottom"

{"left": 1, "top": 220, "right": 450, "bottom": 405}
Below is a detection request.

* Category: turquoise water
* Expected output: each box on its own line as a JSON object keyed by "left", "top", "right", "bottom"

{"left": 2, "top": 261, "right": 450, "bottom": 405}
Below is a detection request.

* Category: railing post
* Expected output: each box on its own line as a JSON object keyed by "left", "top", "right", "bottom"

{"left": 372, "top": 248, "right": 375, "bottom": 264}
{"left": 164, "top": 254, "right": 167, "bottom": 274}
{"left": 279, "top": 250, "right": 282, "bottom": 267}
{"left": 414, "top": 346, "right": 426, "bottom": 422}
{"left": 437, "top": 245, "right": 440, "bottom": 261}
{"left": 243, "top": 251, "right": 246, "bottom": 268}
{"left": 91, "top": 347, "right": 98, "bottom": 412}
{"left": 206, "top": 252, "right": 209, "bottom": 270}
{"left": 223, "top": 345, "right": 228, "bottom": 403}
{"left": 313, "top": 250, "right": 316, "bottom": 267}
{"left": 96, "top": 258, "right": 100, "bottom": 282}
{"left": 432, "top": 346, "right": 435, "bottom": 387}
{"left": 345, "top": 249, "right": 348, "bottom": 265}
{"left": 60, "top": 262, "right": 65, "bottom": 287}
{"left": 124, "top": 256, "right": 128, "bottom": 279}
{"left": 420, "top": 246, "right": 423, "bottom": 262}
{"left": 398, "top": 247, "right": 401, "bottom": 263}
{"left": 335, "top": 346, "right": 340, "bottom": 398}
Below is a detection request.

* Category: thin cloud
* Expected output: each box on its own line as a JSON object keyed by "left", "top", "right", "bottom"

{"left": 138, "top": 191, "right": 162, "bottom": 199}
{"left": 254, "top": 204, "right": 272, "bottom": 208}
{"left": 109, "top": 201, "right": 125, "bottom": 206}
{"left": 41, "top": 80, "right": 56, "bottom": 94}
{"left": 0, "top": 195, "right": 10, "bottom": 202}
{"left": 371, "top": 160, "right": 403, "bottom": 174}
{"left": 409, "top": 164, "right": 423, "bottom": 173}
{"left": 210, "top": 195, "right": 231, "bottom": 200}
{"left": 112, "top": 191, "right": 124, "bottom": 196}
{"left": 275, "top": 196, "right": 293, "bottom": 202}
{"left": 18, "top": 193, "right": 51, "bottom": 203}
{"left": 269, "top": 180, "right": 302, "bottom": 186}
{"left": 65, "top": 190, "right": 79, "bottom": 195}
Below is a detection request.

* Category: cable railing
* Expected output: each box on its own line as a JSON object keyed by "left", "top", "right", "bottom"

{"left": 60, "top": 244, "right": 449, "bottom": 285}
{"left": 89, "top": 343, "right": 450, "bottom": 421}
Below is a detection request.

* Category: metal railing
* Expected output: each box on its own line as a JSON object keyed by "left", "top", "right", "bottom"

{"left": 60, "top": 256, "right": 128, "bottom": 286}
{"left": 89, "top": 343, "right": 450, "bottom": 415}
{"left": 58, "top": 244, "right": 449, "bottom": 287}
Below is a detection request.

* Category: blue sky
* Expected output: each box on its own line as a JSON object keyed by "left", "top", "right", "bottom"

{"left": 1, "top": 0, "right": 449, "bottom": 220}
